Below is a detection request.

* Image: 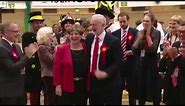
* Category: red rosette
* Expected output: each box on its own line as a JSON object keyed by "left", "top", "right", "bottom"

{"left": 100, "top": 44, "right": 108, "bottom": 65}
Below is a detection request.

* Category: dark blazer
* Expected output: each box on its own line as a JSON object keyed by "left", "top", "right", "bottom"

{"left": 86, "top": 32, "right": 122, "bottom": 93}
{"left": 112, "top": 27, "right": 138, "bottom": 98}
{"left": 112, "top": 27, "right": 138, "bottom": 52}
{"left": 132, "top": 28, "right": 161, "bottom": 102}
{"left": 164, "top": 41, "right": 185, "bottom": 105}
{"left": 21, "top": 32, "right": 42, "bottom": 91}
{"left": 112, "top": 27, "right": 138, "bottom": 73}
{"left": 0, "top": 39, "right": 29, "bottom": 97}
{"left": 132, "top": 28, "right": 161, "bottom": 58}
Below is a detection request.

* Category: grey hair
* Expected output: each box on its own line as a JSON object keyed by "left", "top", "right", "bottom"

{"left": 37, "top": 26, "right": 53, "bottom": 44}
{"left": 91, "top": 14, "right": 106, "bottom": 27}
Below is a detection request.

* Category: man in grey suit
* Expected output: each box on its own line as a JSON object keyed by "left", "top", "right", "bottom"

{"left": 0, "top": 22, "right": 38, "bottom": 105}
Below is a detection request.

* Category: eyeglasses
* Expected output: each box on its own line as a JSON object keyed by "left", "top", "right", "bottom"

{"left": 6, "top": 30, "right": 20, "bottom": 33}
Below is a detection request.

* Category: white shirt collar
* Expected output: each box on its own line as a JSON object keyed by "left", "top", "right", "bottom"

{"left": 95, "top": 30, "right": 106, "bottom": 41}
{"left": 121, "top": 26, "right": 129, "bottom": 32}
{"left": 2, "top": 37, "right": 14, "bottom": 46}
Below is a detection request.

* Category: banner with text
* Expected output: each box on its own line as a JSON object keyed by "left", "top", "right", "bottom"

{"left": 31, "top": 1, "right": 98, "bottom": 8}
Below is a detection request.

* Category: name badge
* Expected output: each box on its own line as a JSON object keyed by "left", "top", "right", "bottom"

{"left": 140, "top": 49, "right": 145, "bottom": 57}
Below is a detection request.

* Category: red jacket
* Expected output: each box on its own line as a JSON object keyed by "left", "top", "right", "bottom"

{"left": 53, "top": 43, "right": 90, "bottom": 93}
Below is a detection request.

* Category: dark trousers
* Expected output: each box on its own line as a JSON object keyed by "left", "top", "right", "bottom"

{"left": 42, "top": 76, "right": 55, "bottom": 105}
{"left": 118, "top": 88, "right": 123, "bottom": 105}
{"left": 0, "top": 96, "right": 27, "bottom": 105}
{"left": 29, "top": 91, "right": 41, "bottom": 105}
{"left": 126, "top": 76, "right": 137, "bottom": 105}
{"left": 89, "top": 88, "right": 121, "bottom": 105}
{"left": 56, "top": 79, "right": 87, "bottom": 105}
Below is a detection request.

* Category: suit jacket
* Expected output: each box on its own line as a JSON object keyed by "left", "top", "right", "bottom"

{"left": 112, "top": 27, "right": 138, "bottom": 70}
{"left": 21, "top": 32, "right": 42, "bottom": 91}
{"left": 112, "top": 27, "right": 138, "bottom": 90}
{"left": 132, "top": 28, "right": 161, "bottom": 59}
{"left": 164, "top": 41, "right": 185, "bottom": 104}
{"left": 0, "top": 39, "right": 29, "bottom": 97}
{"left": 132, "top": 28, "right": 161, "bottom": 101}
{"left": 112, "top": 27, "right": 138, "bottom": 52}
{"left": 86, "top": 32, "right": 122, "bottom": 93}
{"left": 38, "top": 44, "right": 54, "bottom": 78}
{"left": 53, "top": 43, "right": 90, "bottom": 93}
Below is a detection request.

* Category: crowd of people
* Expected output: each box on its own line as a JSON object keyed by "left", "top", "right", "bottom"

{"left": 0, "top": 4, "right": 185, "bottom": 105}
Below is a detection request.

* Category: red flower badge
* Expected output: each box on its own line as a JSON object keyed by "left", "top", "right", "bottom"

{"left": 100, "top": 44, "right": 108, "bottom": 65}
{"left": 11, "top": 51, "right": 19, "bottom": 61}
{"left": 127, "top": 32, "right": 133, "bottom": 45}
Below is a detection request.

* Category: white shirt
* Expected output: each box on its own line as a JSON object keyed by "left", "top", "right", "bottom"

{"left": 90, "top": 31, "right": 106, "bottom": 72}
{"left": 121, "top": 26, "right": 129, "bottom": 38}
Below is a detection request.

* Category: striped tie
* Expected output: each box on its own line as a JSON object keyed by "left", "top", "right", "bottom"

{"left": 121, "top": 31, "right": 127, "bottom": 53}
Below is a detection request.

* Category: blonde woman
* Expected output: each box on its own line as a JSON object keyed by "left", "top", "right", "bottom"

{"left": 37, "top": 27, "right": 57, "bottom": 105}
{"left": 164, "top": 15, "right": 183, "bottom": 45}
{"left": 159, "top": 15, "right": 183, "bottom": 104}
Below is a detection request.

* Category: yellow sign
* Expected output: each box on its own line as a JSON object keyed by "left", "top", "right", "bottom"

{"left": 120, "top": 1, "right": 127, "bottom": 7}
{"left": 8, "top": 2, "right": 15, "bottom": 8}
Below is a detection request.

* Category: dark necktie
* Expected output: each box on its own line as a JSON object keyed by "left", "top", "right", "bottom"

{"left": 91, "top": 37, "right": 99, "bottom": 77}
{"left": 12, "top": 44, "right": 20, "bottom": 61}
{"left": 121, "top": 31, "right": 127, "bottom": 53}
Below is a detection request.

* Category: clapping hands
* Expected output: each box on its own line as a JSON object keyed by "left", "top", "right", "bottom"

{"left": 166, "top": 47, "right": 179, "bottom": 61}
{"left": 179, "top": 48, "right": 185, "bottom": 58}
{"left": 24, "top": 42, "right": 39, "bottom": 58}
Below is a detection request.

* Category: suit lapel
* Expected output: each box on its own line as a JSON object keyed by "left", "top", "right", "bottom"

{"left": 13, "top": 44, "right": 22, "bottom": 58}
{"left": 102, "top": 33, "right": 109, "bottom": 45}
{"left": 99, "top": 33, "right": 110, "bottom": 65}
{"left": 1, "top": 39, "right": 12, "bottom": 52}
{"left": 126, "top": 27, "right": 135, "bottom": 49}
{"left": 118, "top": 29, "right": 121, "bottom": 40}
{"left": 88, "top": 33, "right": 95, "bottom": 51}
{"left": 1, "top": 39, "right": 22, "bottom": 60}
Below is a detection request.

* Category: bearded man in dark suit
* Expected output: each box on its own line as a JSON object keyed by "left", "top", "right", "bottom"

{"left": 112, "top": 12, "right": 138, "bottom": 105}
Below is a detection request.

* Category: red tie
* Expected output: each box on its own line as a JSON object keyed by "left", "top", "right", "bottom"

{"left": 121, "top": 31, "right": 127, "bottom": 53}
{"left": 91, "top": 37, "right": 99, "bottom": 77}
{"left": 171, "top": 67, "right": 179, "bottom": 87}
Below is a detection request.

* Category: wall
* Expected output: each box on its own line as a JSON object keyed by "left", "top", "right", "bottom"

{"left": 1, "top": 5, "right": 185, "bottom": 37}
{"left": 120, "top": 5, "right": 185, "bottom": 28}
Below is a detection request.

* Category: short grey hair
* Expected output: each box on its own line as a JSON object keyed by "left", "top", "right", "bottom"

{"left": 91, "top": 14, "right": 106, "bottom": 26}
{"left": 37, "top": 26, "right": 53, "bottom": 44}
